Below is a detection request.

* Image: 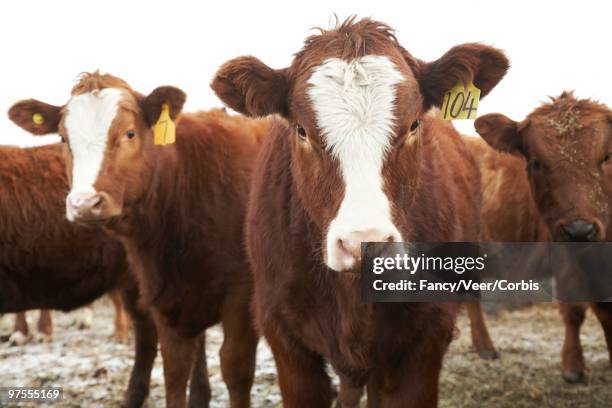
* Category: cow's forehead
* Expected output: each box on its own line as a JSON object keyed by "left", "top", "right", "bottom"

{"left": 65, "top": 88, "right": 125, "bottom": 133}
{"left": 306, "top": 55, "right": 404, "bottom": 157}
{"left": 532, "top": 114, "right": 608, "bottom": 140}
{"left": 527, "top": 121, "right": 609, "bottom": 162}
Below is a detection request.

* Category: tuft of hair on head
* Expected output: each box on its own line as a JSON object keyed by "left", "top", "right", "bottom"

{"left": 298, "top": 16, "right": 400, "bottom": 60}
{"left": 71, "top": 71, "right": 133, "bottom": 95}
{"left": 527, "top": 91, "right": 612, "bottom": 136}
{"left": 531, "top": 90, "right": 609, "bottom": 121}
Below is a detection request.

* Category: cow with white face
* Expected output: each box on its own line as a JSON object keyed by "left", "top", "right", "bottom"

{"left": 9, "top": 73, "right": 266, "bottom": 408}
{"left": 62, "top": 86, "right": 134, "bottom": 222}
{"left": 213, "top": 17, "right": 509, "bottom": 407}
{"left": 9, "top": 75, "right": 183, "bottom": 224}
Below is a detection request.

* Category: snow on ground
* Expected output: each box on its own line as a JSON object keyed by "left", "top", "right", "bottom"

{"left": 1, "top": 301, "right": 612, "bottom": 407}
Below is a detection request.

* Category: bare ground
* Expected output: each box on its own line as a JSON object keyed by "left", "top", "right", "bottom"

{"left": 1, "top": 301, "right": 611, "bottom": 407}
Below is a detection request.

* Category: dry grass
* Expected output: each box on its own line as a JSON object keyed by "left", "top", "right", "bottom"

{"left": 442, "top": 303, "right": 612, "bottom": 407}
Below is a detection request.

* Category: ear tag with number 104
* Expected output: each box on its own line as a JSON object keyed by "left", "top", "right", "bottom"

{"left": 153, "top": 104, "right": 176, "bottom": 146}
{"left": 441, "top": 82, "right": 481, "bottom": 120}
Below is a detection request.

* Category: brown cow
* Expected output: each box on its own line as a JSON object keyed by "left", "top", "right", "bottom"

{"left": 473, "top": 91, "right": 612, "bottom": 383}
{"left": 0, "top": 143, "right": 155, "bottom": 406}
{"left": 9, "top": 76, "right": 267, "bottom": 408}
{"left": 212, "top": 17, "right": 508, "bottom": 407}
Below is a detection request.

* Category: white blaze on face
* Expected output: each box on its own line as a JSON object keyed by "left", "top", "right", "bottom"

{"left": 307, "top": 55, "right": 405, "bottom": 271}
{"left": 64, "top": 88, "right": 123, "bottom": 221}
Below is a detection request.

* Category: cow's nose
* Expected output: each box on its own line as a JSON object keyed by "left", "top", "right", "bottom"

{"left": 68, "top": 192, "right": 104, "bottom": 209}
{"left": 66, "top": 192, "right": 106, "bottom": 220}
{"left": 559, "top": 219, "right": 598, "bottom": 242}
{"left": 335, "top": 228, "right": 401, "bottom": 270}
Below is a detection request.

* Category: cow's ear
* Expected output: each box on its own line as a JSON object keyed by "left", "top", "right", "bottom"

{"left": 8, "top": 99, "right": 62, "bottom": 135}
{"left": 475, "top": 113, "right": 526, "bottom": 155}
{"left": 141, "top": 86, "right": 186, "bottom": 127}
{"left": 414, "top": 43, "right": 510, "bottom": 110}
{"left": 211, "top": 56, "right": 289, "bottom": 118}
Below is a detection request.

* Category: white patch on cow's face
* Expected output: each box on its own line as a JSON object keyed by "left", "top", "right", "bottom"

{"left": 64, "top": 88, "right": 123, "bottom": 221}
{"left": 307, "top": 55, "right": 405, "bottom": 271}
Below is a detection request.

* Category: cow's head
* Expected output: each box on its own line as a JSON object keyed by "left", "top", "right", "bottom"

{"left": 212, "top": 17, "right": 509, "bottom": 271}
{"left": 476, "top": 92, "right": 612, "bottom": 242}
{"left": 9, "top": 72, "right": 186, "bottom": 224}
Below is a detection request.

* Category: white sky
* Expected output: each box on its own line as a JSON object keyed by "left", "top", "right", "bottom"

{"left": 1, "top": 0, "right": 609, "bottom": 146}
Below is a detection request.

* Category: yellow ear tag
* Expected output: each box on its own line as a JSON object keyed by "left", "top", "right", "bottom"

{"left": 32, "top": 113, "right": 45, "bottom": 125}
{"left": 440, "top": 82, "right": 481, "bottom": 120}
{"left": 153, "top": 104, "right": 176, "bottom": 146}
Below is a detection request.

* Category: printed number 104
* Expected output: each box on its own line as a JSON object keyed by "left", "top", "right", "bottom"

{"left": 443, "top": 90, "right": 477, "bottom": 119}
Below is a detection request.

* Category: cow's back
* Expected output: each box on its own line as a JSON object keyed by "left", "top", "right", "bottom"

{"left": 0, "top": 144, "right": 128, "bottom": 311}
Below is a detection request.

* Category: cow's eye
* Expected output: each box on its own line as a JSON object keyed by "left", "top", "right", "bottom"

{"left": 409, "top": 120, "right": 420, "bottom": 133}
{"left": 603, "top": 153, "right": 611, "bottom": 164}
{"left": 126, "top": 130, "right": 136, "bottom": 139}
{"left": 296, "top": 125, "right": 307, "bottom": 140}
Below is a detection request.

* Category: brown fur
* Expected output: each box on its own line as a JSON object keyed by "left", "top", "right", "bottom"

{"left": 0, "top": 144, "right": 126, "bottom": 310}
{"left": 9, "top": 73, "right": 269, "bottom": 408}
{"left": 465, "top": 137, "right": 549, "bottom": 242}
{"left": 212, "top": 17, "right": 509, "bottom": 407}
{"left": 473, "top": 92, "right": 612, "bottom": 383}
{"left": 0, "top": 143, "right": 156, "bottom": 407}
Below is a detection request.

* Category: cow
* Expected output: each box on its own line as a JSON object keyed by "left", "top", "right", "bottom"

{"left": 0, "top": 143, "right": 155, "bottom": 406}
{"left": 9, "top": 291, "right": 130, "bottom": 346}
{"left": 473, "top": 91, "right": 612, "bottom": 383}
{"left": 212, "top": 17, "right": 509, "bottom": 407}
{"left": 9, "top": 77, "right": 267, "bottom": 408}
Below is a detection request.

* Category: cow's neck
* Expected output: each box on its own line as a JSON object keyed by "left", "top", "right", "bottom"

{"left": 121, "top": 141, "right": 187, "bottom": 251}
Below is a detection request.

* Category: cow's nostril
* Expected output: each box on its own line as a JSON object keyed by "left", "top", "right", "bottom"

{"left": 92, "top": 195, "right": 104, "bottom": 209}
{"left": 338, "top": 238, "right": 353, "bottom": 252}
{"left": 329, "top": 227, "right": 402, "bottom": 271}
{"left": 71, "top": 197, "right": 83, "bottom": 207}
{"left": 337, "top": 238, "right": 347, "bottom": 253}
{"left": 337, "top": 238, "right": 360, "bottom": 259}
